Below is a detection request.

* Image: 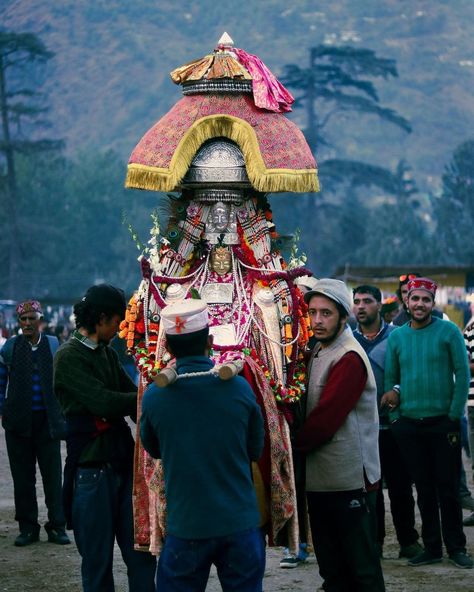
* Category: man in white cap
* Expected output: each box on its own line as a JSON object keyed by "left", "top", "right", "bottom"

{"left": 140, "top": 299, "right": 265, "bottom": 592}
{"left": 294, "top": 278, "right": 385, "bottom": 591}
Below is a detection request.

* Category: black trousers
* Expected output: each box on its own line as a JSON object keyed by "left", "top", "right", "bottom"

{"left": 376, "top": 428, "right": 419, "bottom": 547}
{"left": 5, "top": 410, "right": 65, "bottom": 533}
{"left": 307, "top": 489, "right": 385, "bottom": 592}
{"left": 392, "top": 415, "right": 466, "bottom": 556}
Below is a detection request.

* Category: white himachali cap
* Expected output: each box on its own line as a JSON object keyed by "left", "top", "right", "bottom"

{"left": 161, "top": 299, "right": 209, "bottom": 335}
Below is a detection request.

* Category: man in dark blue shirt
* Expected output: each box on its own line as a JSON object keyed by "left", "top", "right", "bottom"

{"left": 140, "top": 299, "right": 265, "bottom": 592}
{"left": 352, "top": 285, "right": 421, "bottom": 560}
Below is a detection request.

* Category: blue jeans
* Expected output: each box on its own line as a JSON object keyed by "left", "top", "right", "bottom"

{"left": 72, "top": 465, "right": 156, "bottom": 592}
{"left": 156, "top": 528, "right": 265, "bottom": 592}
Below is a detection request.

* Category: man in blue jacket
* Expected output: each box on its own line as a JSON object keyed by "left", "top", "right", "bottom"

{"left": 140, "top": 299, "right": 265, "bottom": 592}
{"left": 352, "top": 285, "right": 421, "bottom": 560}
{"left": 0, "top": 300, "right": 69, "bottom": 547}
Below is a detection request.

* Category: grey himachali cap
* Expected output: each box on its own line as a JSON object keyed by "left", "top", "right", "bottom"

{"left": 303, "top": 278, "right": 352, "bottom": 316}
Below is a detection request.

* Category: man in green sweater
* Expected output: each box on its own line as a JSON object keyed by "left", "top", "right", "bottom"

{"left": 54, "top": 284, "right": 156, "bottom": 592}
{"left": 382, "top": 277, "right": 473, "bottom": 569}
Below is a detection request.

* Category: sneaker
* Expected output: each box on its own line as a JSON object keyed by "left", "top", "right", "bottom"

{"left": 399, "top": 541, "right": 424, "bottom": 559}
{"left": 46, "top": 528, "right": 71, "bottom": 545}
{"left": 14, "top": 531, "right": 40, "bottom": 547}
{"left": 463, "top": 512, "right": 474, "bottom": 526}
{"left": 280, "top": 548, "right": 300, "bottom": 568}
{"left": 449, "top": 551, "right": 474, "bottom": 569}
{"left": 297, "top": 543, "right": 309, "bottom": 562}
{"left": 407, "top": 550, "right": 442, "bottom": 566}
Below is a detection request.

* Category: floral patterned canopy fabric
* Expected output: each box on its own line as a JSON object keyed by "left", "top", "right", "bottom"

{"left": 126, "top": 35, "right": 319, "bottom": 194}
{"left": 126, "top": 94, "right": 318, "bottom": 194}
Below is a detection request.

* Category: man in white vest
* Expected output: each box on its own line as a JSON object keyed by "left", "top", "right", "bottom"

{"left": 294, "top": 278, "right": 385, "bottom": 592}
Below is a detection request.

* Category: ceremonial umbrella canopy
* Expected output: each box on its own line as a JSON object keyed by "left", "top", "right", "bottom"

{"left": 125, "top": 33, "right": 319, "bottom": 194}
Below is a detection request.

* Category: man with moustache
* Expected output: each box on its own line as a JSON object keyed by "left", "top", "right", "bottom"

{"left": 382, "top": 277, "right": 473, "bottom": 569}
{"left": 352, "top": 285, "right": 421, "bottom": 559}
{"left": 54, "top": 284, "right": 156, "bottom": 592}
{"left": 0, "top": 300, "right": 69, "bottom": 546}
{"left": 295, "top": 279, "right": 385, "bottom": 591}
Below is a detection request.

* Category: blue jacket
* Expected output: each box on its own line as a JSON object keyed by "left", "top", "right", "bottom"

{"left": 353, "top": 321, "right": 396, "bottom": 426}
{"left": 140, "top": 355, "right": 264, "bottom": 539}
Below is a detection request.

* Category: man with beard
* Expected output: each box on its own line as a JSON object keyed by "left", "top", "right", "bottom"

{"left": 54, "top": 284, "right": 156, "bottom": 592}
{"left": 382, "top": 277, "right": 473, "bottom": 569}
{"left": 352, "top": 285, "right": 421, "bottom": 560}
{"left": 295, "top": 279, "right": 385, "bottom": 591}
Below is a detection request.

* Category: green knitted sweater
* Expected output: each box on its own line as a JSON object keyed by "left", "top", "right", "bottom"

{"left": 384, "top": 317, "right": 469, "bottom": 420}
{"left": 54, "top": 336, "right": 137, "bottom": 463}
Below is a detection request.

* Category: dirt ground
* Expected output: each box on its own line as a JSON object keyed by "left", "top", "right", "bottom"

{"left": 1, "top": 431, "right": 473, "bottom": 591}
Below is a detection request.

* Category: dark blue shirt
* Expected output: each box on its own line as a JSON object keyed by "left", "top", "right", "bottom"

{"left": 140, "top": 355, "right": 264, "bottom": 539}
{"left": 353, "top": 321, "right": 396, "bottom": 426}
{"left": 31, "top": 348, "right": 46, "bottom": 411}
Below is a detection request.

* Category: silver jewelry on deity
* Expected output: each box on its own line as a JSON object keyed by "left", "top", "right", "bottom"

{"left": 204, "top": 201, "right": 239, "bottom": 244}
{"left": 201, "top": 283, "right": 234, "bottom": 304}
{"left": 194, "top": 189, "right": 246, "bottom": 204}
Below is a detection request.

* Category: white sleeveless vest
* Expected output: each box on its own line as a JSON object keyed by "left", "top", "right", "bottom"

{"left": 305, "top": 327, "right": 381, "bottom": 492}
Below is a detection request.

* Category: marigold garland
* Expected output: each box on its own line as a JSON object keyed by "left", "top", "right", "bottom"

{"left": 246, "top": 348, "right": 306, "bottom": 404}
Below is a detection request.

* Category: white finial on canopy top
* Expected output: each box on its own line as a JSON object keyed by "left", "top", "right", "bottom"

{"left": 218, "top": 32, "right": 234, "bottom": 46}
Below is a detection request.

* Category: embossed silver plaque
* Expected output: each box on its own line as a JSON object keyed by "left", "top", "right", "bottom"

{"left": 181, "top": 138, "right": 250, "bottom": 187}
{"left": 201, "top": 283, "right": 234, "bottom": 304}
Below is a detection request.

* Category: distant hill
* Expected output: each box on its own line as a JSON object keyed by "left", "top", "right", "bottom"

{"left": 2, "top": 0, "right": 473, "bottom": 191}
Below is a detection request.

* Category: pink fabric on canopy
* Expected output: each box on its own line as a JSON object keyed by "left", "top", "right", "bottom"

{"left": 128, "top": 94, "right": 315, "bottom": 173}
{"left": 232, "top": 47, "right": 294, "bottom": 113}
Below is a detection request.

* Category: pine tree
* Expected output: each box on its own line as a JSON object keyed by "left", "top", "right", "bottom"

{"left": 282, "top": 45, "right": 411, "bottom": 152}
{"left": 279, "top": 45, "right": 415, "bottom": 273}
{"left": 0, "top": 31, "right": 62, "bottom": 297}
{"left": 432, "top": 139, "right": 474, "bottom": 264}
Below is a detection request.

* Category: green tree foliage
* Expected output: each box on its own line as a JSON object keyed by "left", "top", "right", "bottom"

{"left": 282, "top": 45, "right": 411, "bottom": 151}
{"left": 0, "top": 30, "right": 63, "bottom": 297}
{"left": 278, "top": 45, "right": 426, "bottom": 273}
{"left": 349, "top": 162, "right": 429, "bottom": 266}
{"left": 432, "top": 139, "right": 474, "bottom": 264}
{"left": 294, "top": 160, "right": 427, "bottom": 270}
{"left": 0, "top": 148, "right": 157, "bottom": 300}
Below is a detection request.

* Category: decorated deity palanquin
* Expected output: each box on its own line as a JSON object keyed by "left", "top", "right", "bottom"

{"left": 121, "top": 33, "right": 319, "bottom": 555}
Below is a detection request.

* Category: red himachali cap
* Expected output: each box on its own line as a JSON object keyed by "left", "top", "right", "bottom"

{"left": 407, "top": 277, "right": 437, "bottom": 297}
{"left": 16, "top": 300, "right": 43, "bottom": 316}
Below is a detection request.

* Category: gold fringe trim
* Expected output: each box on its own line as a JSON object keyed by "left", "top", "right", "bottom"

{"left": 126, "top": 115, "right": 319, "bottom": 194}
